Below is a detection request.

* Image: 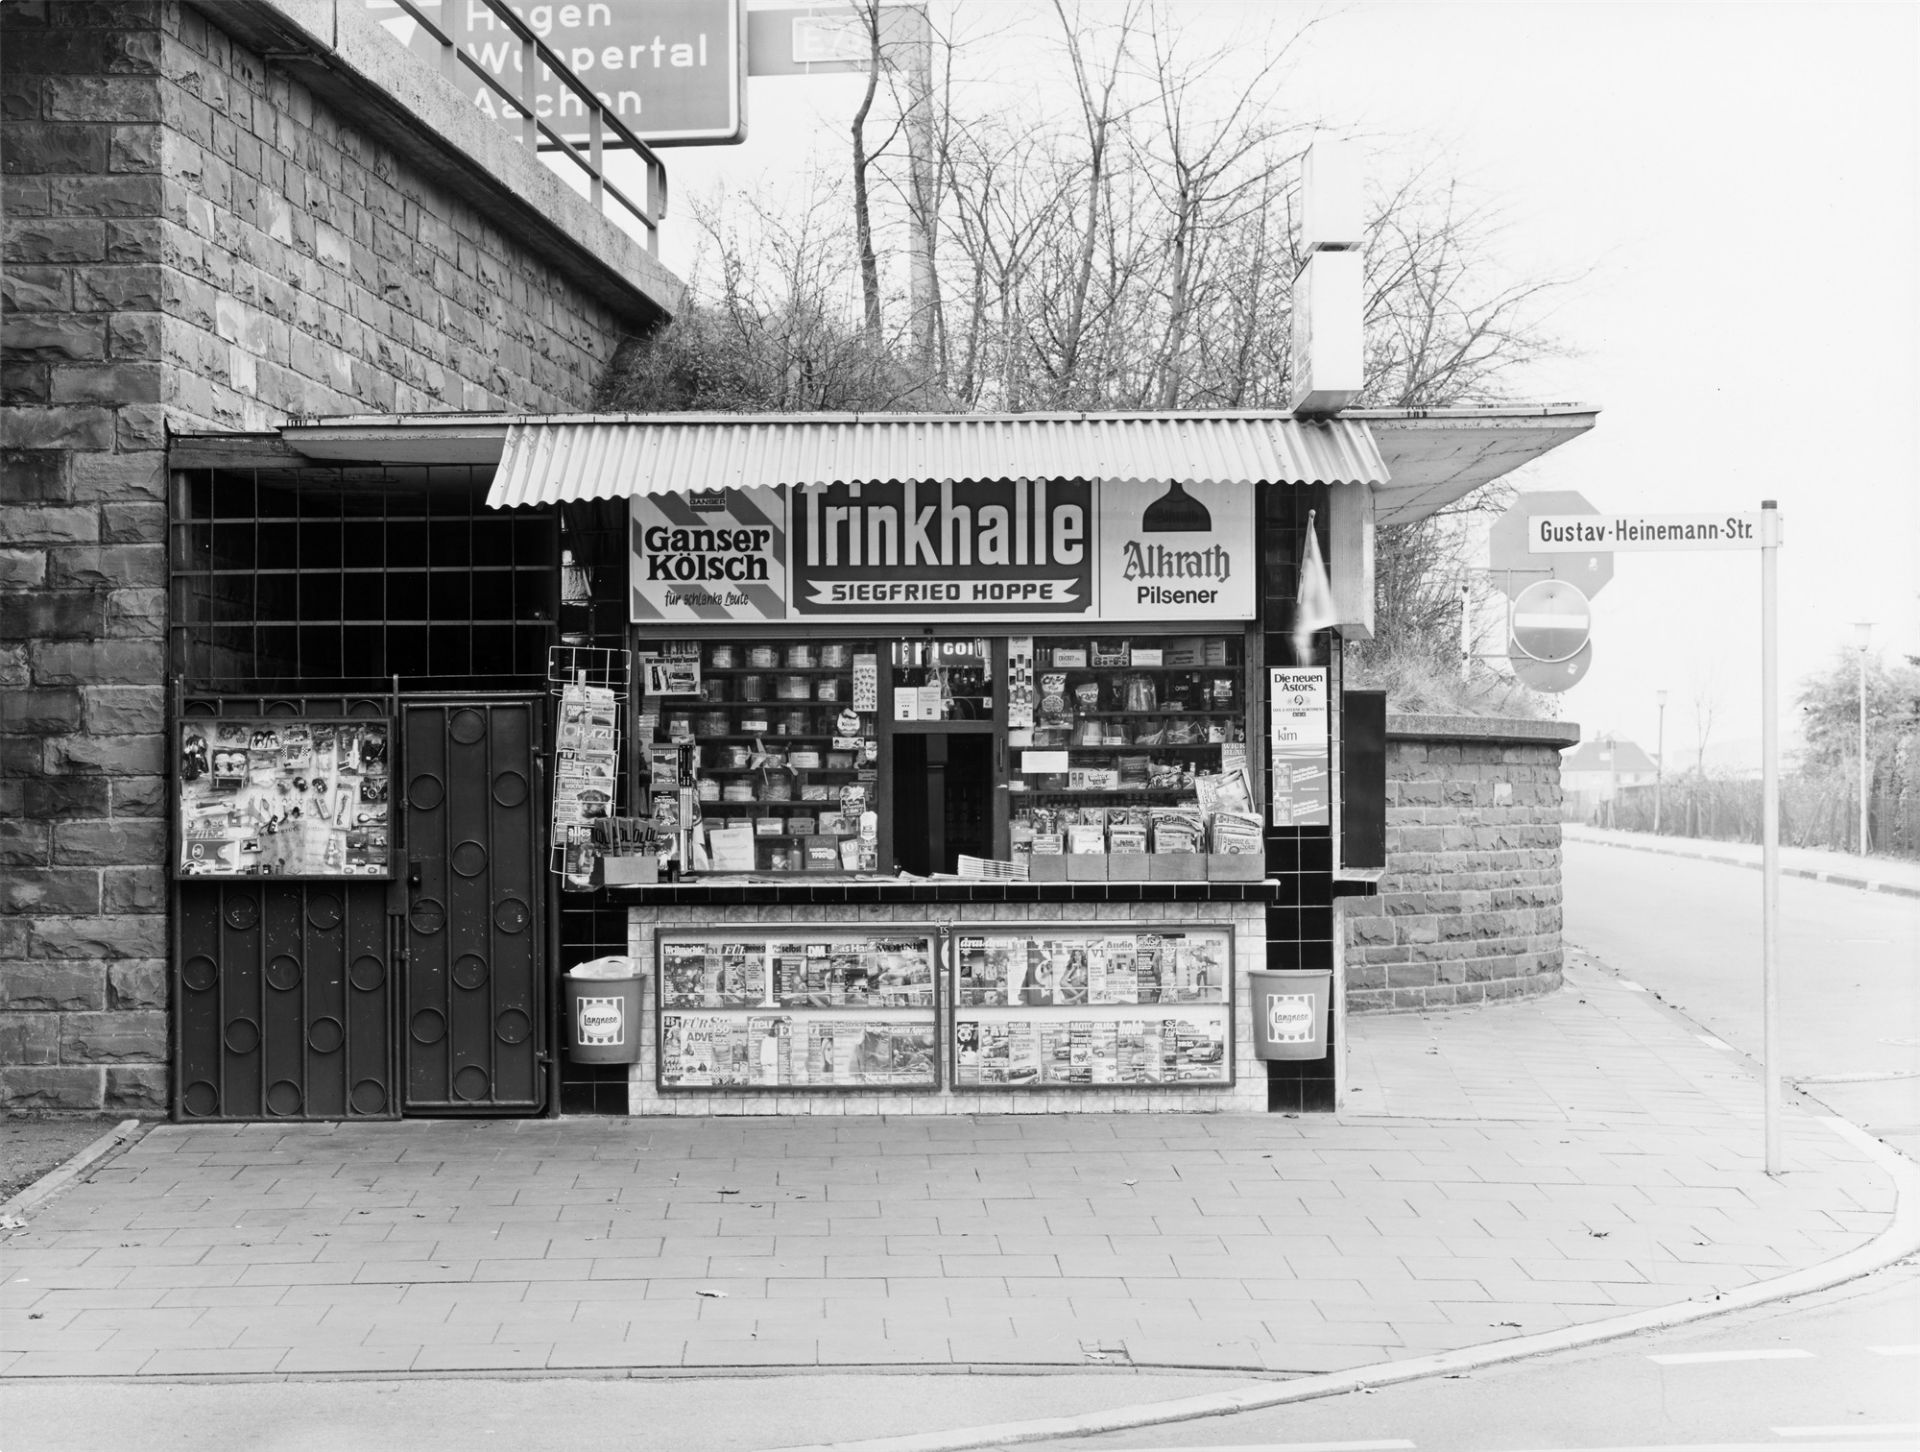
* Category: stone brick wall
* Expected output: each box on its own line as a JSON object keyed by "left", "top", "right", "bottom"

{"left": 623, "top": 903, "right": 1270, "bottom": 1115}
{"left": 1342, "top": 715, "right": 1580, "bottom": 1013}
{"left": 1, "top": 0, "right": 674, "bottom": 1113}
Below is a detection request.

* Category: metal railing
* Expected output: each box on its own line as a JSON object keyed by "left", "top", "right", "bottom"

{"left": 385, "top": 0, "right": 667, "bottom": 254}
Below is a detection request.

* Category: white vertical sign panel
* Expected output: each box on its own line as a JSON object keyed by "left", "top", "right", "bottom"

{"left": 1269, "top": 667, "right": 1330, "bottom": 827}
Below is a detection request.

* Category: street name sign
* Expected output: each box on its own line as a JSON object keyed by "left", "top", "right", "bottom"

{"left": 1530, "top": 512, "right": 1770, "bottom": 551}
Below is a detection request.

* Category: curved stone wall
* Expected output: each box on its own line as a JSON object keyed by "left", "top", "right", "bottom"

{"left": 1343, "top": 714, "right": 1580, "bottom": 1012}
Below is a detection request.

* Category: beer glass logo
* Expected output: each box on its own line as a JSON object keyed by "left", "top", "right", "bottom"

{"left": 1141, "top": 480, "right": 1212, "bottom": 532}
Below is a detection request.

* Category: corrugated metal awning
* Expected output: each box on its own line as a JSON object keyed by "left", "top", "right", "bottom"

{"left": 482, "top": 413, "right": 1390, "bottom": 509}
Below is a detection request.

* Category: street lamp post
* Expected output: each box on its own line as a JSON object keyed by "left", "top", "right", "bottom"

{"left": 1852, "top": 622, "right": 1873, "bottom": 855}
{"left": 1655, "top": 689, "right": 1667, "bottom": 835}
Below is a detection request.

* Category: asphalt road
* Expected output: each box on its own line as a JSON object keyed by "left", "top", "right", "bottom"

{"left": 1560, "top": 838, "right": 1920, "bottom": 1158}
{"left": 1006, "top": 1258, "right": 1920, "bottom": 1452}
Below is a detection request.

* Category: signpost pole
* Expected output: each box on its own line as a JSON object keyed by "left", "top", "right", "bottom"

{"left": 1760, "top": 499, "right": 1781, "bottom": 1175}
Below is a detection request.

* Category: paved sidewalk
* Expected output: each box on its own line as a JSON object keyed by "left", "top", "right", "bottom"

{"left": 0, "top": 964, "right": 1898, "bottom": 1387}
{"left": 1566, "top": 822, "right": 1920, "bottom": 898}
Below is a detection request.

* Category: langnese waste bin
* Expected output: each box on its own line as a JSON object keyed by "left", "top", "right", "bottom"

{"left": 1248, "top": 968, "right": 1331, "bottom": 1061}
{"left": 564, "top": 957, "right": 642, "bottom": 1064}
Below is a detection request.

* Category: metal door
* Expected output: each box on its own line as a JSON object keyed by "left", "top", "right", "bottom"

{"left": 175, "top": 880, "right": 400, "bottom": 1120}
{"left": 401, "top": 700, "right": 546, "bottom": 1114}
{"left": 173, "top": 696, "right": 401, "bottom": 1122}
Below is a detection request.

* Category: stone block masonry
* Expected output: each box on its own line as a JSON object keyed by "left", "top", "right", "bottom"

{"left": 1342, "top": 715, "right": 1581, "bottom": 1014}
{"left": 1, "top": 0, "right": 677, "bottom": 1111}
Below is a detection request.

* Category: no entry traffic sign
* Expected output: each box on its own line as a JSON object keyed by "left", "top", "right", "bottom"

{"left": 1509, "top": 579, "right": 1591, "bottom": 663}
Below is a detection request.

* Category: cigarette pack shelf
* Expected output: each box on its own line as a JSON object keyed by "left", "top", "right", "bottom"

{"left": 949, "top": 924, "right": 1234, "bottom": 1089}
{"left": 643, "top": 638, "right": 882, "bottom": 876}
{"left": 656, "top": 930, "right": 940, "bottom": 1091}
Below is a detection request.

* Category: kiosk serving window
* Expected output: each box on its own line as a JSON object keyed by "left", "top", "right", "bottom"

{"left": 635, "top": 630, "right": 1258, "bottom": 879}
{"left": 627, "top": 473, "right": 1265, "bottom": 881}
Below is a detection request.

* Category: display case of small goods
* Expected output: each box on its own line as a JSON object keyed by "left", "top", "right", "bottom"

{"left": 174, "top": 716, "right": 394, "bottom": 878}
{"left": 656, "top": 930, "right": 940, "bottom": 1090}
{"left": 949, "top": 925, "right": 1233, "bottom": 1088}
{"left": 1011, "top": 636, "right": 1263, "bottom": 881}
{"left": 637, "top": 638, "right": 883, "bottom": 875}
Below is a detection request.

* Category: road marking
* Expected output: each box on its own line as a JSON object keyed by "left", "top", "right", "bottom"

{"left": 1614, "top": 979, "right": 1648, "bottom": 992}
{"left": 1695, "top": 1034, "right": 1737, "bottom": 1052}
{"left": 1470, "top": 1442, "right": 1912, "bottom": 1452}
{"left": 1866, "top": 1343, "right": 1919, "bottom": 1355}
{"left": 1773, "top": 1425, "right": 1920, "bottom": 1438}
{"left": 1054, "top": 1444, "right": 1416, "bottom": 1452}
{"left": 1647, "top": 1347, "right": 1815, "bottom": 1364}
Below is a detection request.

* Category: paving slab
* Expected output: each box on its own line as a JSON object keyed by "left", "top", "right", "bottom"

{"left": 0, "top": 959, "right": 1900, "bottom": 1388}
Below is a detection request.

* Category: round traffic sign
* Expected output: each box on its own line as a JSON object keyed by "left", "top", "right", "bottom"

{"left": 1508, "top": 637, "right": 1591, "bottom": 692}
{"left": 1510, "top": 580, "right": 1591, "bottom": 663}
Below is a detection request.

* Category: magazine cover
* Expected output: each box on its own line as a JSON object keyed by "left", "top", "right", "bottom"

{"left": 1006, "top": 1020, "right": 1041, "bottom": 1086}
{"left": 874, "top": 939, "right": 933, "bottom": 1005}
{"left": 1040, "top": 1022, "right": 1070, "bottom": 1084}
{"left": 956, "top": 937, "right": 991, "bottom": 1005}
{"left": 1106, "top": 937, "right": 1138, "bottom": 1004}
{"left": 981, "top": 1023, "right": 1009, "bottom": 1084}
{"left": 1136, "top": 934, "right": 1164, "bottom": 1003}
{"left": 1090, "top": 1022, "right": 1119, "bottom": 1084}
{"left": 662, "top": 944, "right": 709, "bottom": 1008}
{"left": 719, "top": 943, "right": 764, "bottom": 1005}
{"left": 891, "top": 1024, "right": 936, "bottom": 1082}
{"left": 807, "top": 1021, "right": 834, "bottom": 1082}
{"left": 775, "top": 945, "right": 806, "bottom": 1003}
{"left": 1086, "top": 939, "right": 1110, "bottom": 1004}
{"left": 955, "top": 1021, "right": 980, "bottom": 1085}
{"left": 851, "top": 1023, "right": 891, "bottom": 1080}
{"left": 1055, "top": 944, "right": 1089, "bottom": 1005}
{"left": 1069, "top": 1021, "right": 1093, "bottom": 1083}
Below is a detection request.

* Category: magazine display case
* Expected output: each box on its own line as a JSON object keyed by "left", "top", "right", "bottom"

{"left": 948, "top": 924, "right": 1234, "bottom": 1088}
{"left": 174, "top": 716, "right": 394, "bottom": 879}
{"left": 655, "top": 929, "right": 940, "bottom": 1091}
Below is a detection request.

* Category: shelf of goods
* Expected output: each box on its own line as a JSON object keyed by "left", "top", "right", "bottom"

{"left": 651, "top": 640, "right": 881, "bottom": 875}
{"left": 656, "top": 932, "right": 939, "bottom": 1091}
{"left": 949, "top": 925, "right": 1233, "bottom": 1089}
{"left": 1014, "top": 637, "right": 1256, "bottom": 867}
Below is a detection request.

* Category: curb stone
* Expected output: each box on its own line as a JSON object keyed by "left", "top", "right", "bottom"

{"left": 1566, "top": 827, "right": 1920, "bottom": 900}
{"left": 0, "top": 1119, "right": 144, "bottom": 1224}
{"left": 759, "top": 1115, "right": 1920, "bottom": 1452}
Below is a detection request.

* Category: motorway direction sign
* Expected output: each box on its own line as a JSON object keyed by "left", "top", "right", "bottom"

{"left": 378, "top": 0, "right": 748, "bottom": 146}
{"left": 1488, "top": 490, "right": 1614, "bottom": 600}
{"left": 1510, "top": 579, "right": 1591, "bottom": 663}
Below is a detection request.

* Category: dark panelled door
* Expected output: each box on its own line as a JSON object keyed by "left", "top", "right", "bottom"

{"left": 401, "top": 700, "right": 546, "bottom": 1114}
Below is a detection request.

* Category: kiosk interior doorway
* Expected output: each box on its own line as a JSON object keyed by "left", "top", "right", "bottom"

{"left": 891, "top": 732, "right": 995, "bottom": 875}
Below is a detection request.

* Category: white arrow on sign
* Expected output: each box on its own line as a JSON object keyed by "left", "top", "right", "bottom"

{"left": 1510, "top": 580, "right": 1591, "bottom": 663}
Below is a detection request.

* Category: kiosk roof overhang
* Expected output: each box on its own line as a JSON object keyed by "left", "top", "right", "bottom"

{"left": 273, "top": 406, "right": 1596, "bottom": 526}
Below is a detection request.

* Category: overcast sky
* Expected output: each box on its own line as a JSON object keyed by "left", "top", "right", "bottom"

{"left": 645, "top": 1, "right": 1917, "bottom": 762}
